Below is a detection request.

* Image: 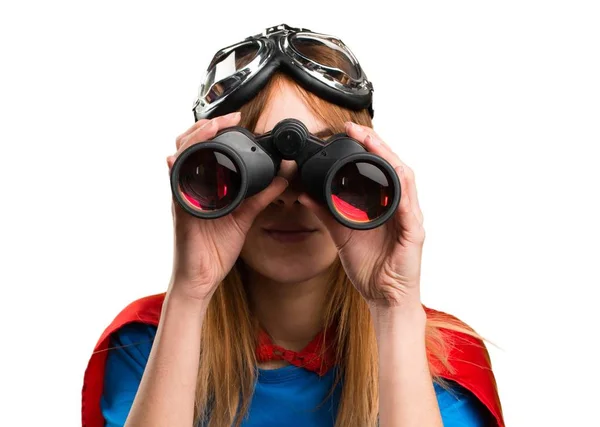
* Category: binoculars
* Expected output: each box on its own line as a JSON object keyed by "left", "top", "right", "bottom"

{"left": 170, "top": 118, "right": 400, "bottom": 230}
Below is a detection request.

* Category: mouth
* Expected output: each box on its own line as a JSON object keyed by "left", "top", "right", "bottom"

{"left": 262, "top": 228, "right": 318, "bottom": 243}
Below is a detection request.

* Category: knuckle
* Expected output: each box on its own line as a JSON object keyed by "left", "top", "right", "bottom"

{"left": 213, "top": 114, "right": 233, "bottom": 128}
{"left": 368, "top": 128, "right": 385, "bottom": 143}
{"left": 194, "top": 119, "right": 210, "bottom": 130}
{"left": 179, "top": 120, "right": 216, "bottom": 151}
{"left": 178, "top": 137, "right": 190, "bottom": 151}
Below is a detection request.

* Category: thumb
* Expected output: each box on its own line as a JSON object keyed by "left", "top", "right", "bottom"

{"left": 232, "top": 177, "right": 289, "bottom": 231}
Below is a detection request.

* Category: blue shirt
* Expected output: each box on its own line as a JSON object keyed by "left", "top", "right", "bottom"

{"left": 101, "top": 323, "right": 490, "bottom": 426}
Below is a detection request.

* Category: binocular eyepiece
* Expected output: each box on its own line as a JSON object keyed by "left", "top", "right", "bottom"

{"left": 170, "top": 118, "right": 400, "bottom": 230}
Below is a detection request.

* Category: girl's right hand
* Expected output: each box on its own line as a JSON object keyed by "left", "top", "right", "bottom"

{"left": 166, "top": 111, "right": 288, "bottom": 302}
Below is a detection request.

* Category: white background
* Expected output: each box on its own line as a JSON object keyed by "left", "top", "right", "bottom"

{"left": 1, "top": 1, "right": 598, "bottom": 426}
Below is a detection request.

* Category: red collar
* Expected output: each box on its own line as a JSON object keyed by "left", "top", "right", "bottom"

{"left": 255, "top": 324, "right": 338, "bottom": 376}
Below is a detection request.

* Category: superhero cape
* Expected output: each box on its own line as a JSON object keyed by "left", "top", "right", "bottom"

{"left": 81, "top": 293, "right": 504, "bottom": 427}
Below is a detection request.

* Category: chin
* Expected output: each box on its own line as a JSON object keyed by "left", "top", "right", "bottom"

{"left": 239, "top": 232, "right": 338, "bottom": 284}
{"left": 251, "top": 260, "right": 333, "bottom": 284}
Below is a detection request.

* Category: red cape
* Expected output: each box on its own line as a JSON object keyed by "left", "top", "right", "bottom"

{"left": 82, "top": 293, "right": 504, "bottom": 427}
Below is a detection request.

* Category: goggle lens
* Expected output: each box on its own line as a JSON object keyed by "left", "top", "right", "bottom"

{"left": 200, "top": 41, "right": 260, "bottom": 102}
{"left": 289, "top": 33, "right": 361, "bottom": 83}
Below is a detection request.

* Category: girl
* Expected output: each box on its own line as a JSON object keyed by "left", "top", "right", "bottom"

{"left": 82, "top": 24, "right": 504, "bottom": 427}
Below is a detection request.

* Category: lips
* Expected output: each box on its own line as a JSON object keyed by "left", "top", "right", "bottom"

{"left": 262, "top": 226, "right": 318, "bottom": 243}
{"left": 264, "top": 228, "right": 317, "bottom": 232}
{"left": 262, "top": 224, "right": 317, "bottom": 233}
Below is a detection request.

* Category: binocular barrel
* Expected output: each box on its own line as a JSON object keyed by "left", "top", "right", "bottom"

{"left": 170, "top": 119, "right": 400, "bottom": 230}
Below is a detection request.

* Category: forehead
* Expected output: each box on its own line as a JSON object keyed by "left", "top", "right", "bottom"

{"left": 253, "top": 80, "right": 327, "bottom": 135}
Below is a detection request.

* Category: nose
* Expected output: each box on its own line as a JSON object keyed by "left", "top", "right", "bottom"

{"left": 274, "top": 160, "right": 302, "bottom": 207}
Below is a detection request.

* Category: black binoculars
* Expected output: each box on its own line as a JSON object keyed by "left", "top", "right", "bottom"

{"left": 170, "top": 118, "right": 400, "bottom": 230}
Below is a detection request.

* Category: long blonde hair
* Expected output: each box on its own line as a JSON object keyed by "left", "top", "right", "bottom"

{"left": 193, "top": 65, "right": 483, "bottom": 427}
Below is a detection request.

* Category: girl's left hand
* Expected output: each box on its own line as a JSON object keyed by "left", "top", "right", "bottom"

{"left": 298, "top": 122, "right": 425, "bottom": 309}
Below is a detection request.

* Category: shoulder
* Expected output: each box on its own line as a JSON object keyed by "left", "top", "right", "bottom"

{"left": 100, "top": 322, "right": 158, "bottom": 427}
{"left": 103, "top": 322, "right": 157, "bottom": 381}
{"left": 423, "top": 305, "right": 493, "bottom": 372}
{"left": 86, "top": 292, "right": 166, "bottom": 366}
{"left": 434, "top": 381, "right": 492, "bottom": 426}
{"left": 110, "top": 293, "right": 166, "bottom": 329}
{"left": 82, "top": 293, "right": 166, "bottom": 427}
{"left": 95, "top": 292, "right": 166, "bottom": 348}
{"left": 109, "top": 322, "right": 157, "bottom": 350}
{"left": 424, "top": 306, "right": 505, "bottom": 427}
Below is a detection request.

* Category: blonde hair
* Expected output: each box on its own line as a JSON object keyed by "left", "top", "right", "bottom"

{"left": 193, "top": 68, "right": 484, "bottom": 427}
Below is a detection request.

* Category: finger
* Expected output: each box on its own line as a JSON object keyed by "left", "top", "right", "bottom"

{"left": 166, "top": 155, "right": 195, "bottom": 221}
{"left": 167, "top": 155, "right": 175, "bottom": 173}
{"left": 399, "top": 164, "right": 424, "bottom": 226}
{"left": 232, "top": 177, "right": 289, "bottom": 232}
{"left": 177, "top": 111, "right": 242, "bottom": 154}
{"left": 362, "top": 133, "right": 403, "bottom": 167}
{"left": 394, "top": 166, "right": 425, "bottom": 241}
{"left": 344, "top": 122, "right": 391, "bottom": 150}
{"left": 178, "top": 111, "right": 241, "bottom": 154}
{"left": 350, "top": 126, "right": 424, "bottom": 225}
{"left": 297, "top": 192, "right": 352, "bottom": 248}
{"left": 176, "top": 119, "right": 210, "bottom": 150}
{"left": 344, "top": 122, "right": 405, "bottom": 180}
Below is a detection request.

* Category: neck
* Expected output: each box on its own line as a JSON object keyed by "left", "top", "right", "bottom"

{"left": 245, "top": 267, "right": 331, "bottom": 352}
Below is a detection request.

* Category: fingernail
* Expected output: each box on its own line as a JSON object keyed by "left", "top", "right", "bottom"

{"left": 226, "top": 111, "right": 241, "bottom": 120}
{"left": 276, "top": 177, "right": 289, "bottom": 187}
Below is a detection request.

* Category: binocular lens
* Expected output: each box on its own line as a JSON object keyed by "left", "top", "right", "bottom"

{"left": 330, "top": 161, "right": 395, "bottom": 223}
{"left": 178, "top": 148, "right": 241, "bottom": 212}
